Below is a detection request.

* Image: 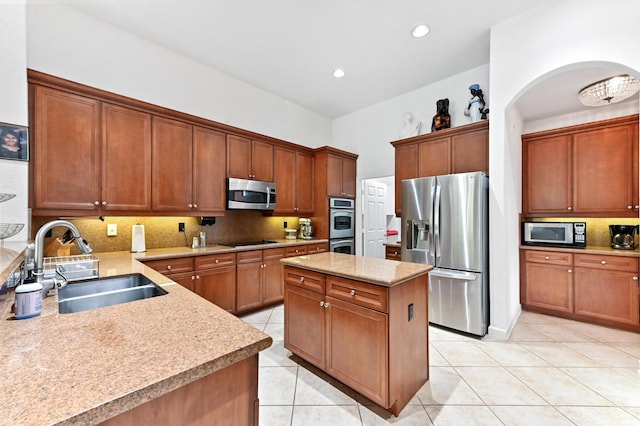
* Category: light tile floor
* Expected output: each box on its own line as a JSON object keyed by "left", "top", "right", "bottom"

{"left": 240, "top": 306, "right": 640, "bottom": 425}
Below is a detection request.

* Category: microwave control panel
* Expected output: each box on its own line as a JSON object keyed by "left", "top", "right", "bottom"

{"left": 574, "top": 222, "right": 586, "bottom": 244}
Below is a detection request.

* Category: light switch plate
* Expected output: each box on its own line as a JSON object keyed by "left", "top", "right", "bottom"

{"left": 107, "top": 224, "right": 117, "bottom": 236}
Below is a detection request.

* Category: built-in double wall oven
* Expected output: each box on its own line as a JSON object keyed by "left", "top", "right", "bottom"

{"left": 329, "top": 197, "right": 355, "bottom": 254}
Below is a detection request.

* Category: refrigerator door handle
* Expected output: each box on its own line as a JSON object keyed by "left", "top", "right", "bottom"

{"left": 405, "top": 220, "right": 413, "bottom": 249}
{"left": 429, "top": 268, "right": 478, "bottom": 281}
{"left": 433, "top": 182, "right": 441, "bottom": 259}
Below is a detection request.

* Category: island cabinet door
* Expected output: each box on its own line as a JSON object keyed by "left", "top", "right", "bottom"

{"left": 325, "top": 296, "right": 388, "bottom": 408}
{"left": 284, "top": 284, "right": 327, "bottom": 369}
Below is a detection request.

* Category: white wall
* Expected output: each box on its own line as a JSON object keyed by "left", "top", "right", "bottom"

{"left": 0, "top": 1, "right": 29, "bottom": 242}
{"left": 488, "top": 0, "right": 640, "bottom": 339}
{"left": 333, "top": 65, "right": 489, "bottom": 255}
{"left": 25, "top": 2, "right": 331, "bottom": 148}
{"left": 332, "top": 64, "right": 489, "bottom": 180}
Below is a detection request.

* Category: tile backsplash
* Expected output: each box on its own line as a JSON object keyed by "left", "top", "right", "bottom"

{"left": 32, "top": 212, "right": 303, "bottom": 253}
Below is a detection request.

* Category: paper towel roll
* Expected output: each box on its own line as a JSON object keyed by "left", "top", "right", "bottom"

{"left": 131, "top": 224, "right": 146, "bottom": 253}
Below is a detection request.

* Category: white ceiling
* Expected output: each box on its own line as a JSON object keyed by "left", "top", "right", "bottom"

{"left": 59, "top": 0, "right": 637, "bottom": 121}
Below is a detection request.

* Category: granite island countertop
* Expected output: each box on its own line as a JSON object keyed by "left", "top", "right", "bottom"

{"left": 280, "top": 252, "right": 432, "bottom": 286}
{"left": 0, "top": 249, "right": 273, "bottom": 425}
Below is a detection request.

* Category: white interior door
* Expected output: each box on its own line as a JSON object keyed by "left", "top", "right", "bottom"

{"left": 363, "top": 179, "right": 387, "bottom": 258}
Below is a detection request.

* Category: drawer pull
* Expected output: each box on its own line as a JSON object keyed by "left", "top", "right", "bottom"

{"left": 215, "top": 259, "right": 219, "bottom": 264}
{"left": 167, "top": 265, "right": 172, "bottom": 270}
{"left": 350, "top": 289, "right": 356, "bottom": 296}
{"left": 568, "top": 269, "right": 572, "bottom": 273}
{"left": 600, "top": 260, "right": 607, "bottom": 265}
{"left": 544, "top": 256, "right": 550, "bottom": 260}
{"left": 300, "top": 276, "right": 305, "bottom": 282}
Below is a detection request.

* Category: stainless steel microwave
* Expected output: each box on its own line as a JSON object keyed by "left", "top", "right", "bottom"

{"left": 522, "top": 221, "right": 586, "bottom": 248}
{"left": 227, "top": 178, "right": 276, "bottom": 210}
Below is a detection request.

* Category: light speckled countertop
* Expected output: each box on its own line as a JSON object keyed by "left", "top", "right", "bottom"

{"left": 281, "top": 252, "right": 432, "bottom": 286}
{"left": 0, "top": 248, "right": 275, "bottom": 426}
{"left": 520, "top": 244, "right": 640, "bottom": 257}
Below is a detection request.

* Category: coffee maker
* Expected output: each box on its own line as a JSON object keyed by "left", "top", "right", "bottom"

{"left": 298, "top": 218, "right": 313, "bottom": 240}
{"left": 609, "top": 225, "right": 639, "bottom": 250}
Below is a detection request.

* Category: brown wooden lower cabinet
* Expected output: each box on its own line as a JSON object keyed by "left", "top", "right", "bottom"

{"left": 385, "top": 245, "right": 401, "bottom": 261}
{"left": 283, "top": 265, "right": 428, "bottom": 415}
{"left": 521, "top": 249, "right": 640, "bottom": 331}
{"left": 236, "top": 248, "right": 284, "bottom": 313}
{"left": 99, "top": 355, "right": 259, "bottom": 426}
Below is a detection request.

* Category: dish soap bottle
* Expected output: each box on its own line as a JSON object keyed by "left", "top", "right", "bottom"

{"left": 14, "top": 278, "right": 43, "bottom": 319}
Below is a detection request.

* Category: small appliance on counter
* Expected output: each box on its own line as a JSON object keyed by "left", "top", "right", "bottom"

{"left": 522, "top": 221, "right": 586, "bottom": 248}
{"left": 285, "top": 229, "right": 297, "bottom": 240}
{"left": 298, "top": 218, "right": 313, "bottom": 239}
{"left": 609, "top": 224, "right": 638, "bottom": 250}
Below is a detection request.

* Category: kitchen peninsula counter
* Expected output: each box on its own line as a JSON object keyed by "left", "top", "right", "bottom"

{"left": 0, "top": 250, "right": 272, "bottom": 425}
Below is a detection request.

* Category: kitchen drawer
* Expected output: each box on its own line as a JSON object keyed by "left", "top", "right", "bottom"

{"left": 524, "top": 250, "right": 572, "bottom": 266}
{"left": 236, "top": 250, "right": 263, "bottom": 264}
{"left": 263, "top": 247, "right": 285, "bottom": 261}
{"left": 326, "top": 276, "right": 388, "bottom": 313}
{"left": 306, "top": 243, "right": 329, "bottom": 254}
{"left": 143, "top": 257, "right": 194, "bottom": 274}
{"left": 195, "top": 252, "right": 237, "bottom": 270}
{"left": 574, "top": 253, "right": 638, "bottom": 272}
{"left": 285, "top": 245, "right": 309, "bottom": 257}
{"left": 385, "top": 246, "right": 401, "bottom": 261}
{"left": 284, "top": 266, "right": 325, "bottom": 294}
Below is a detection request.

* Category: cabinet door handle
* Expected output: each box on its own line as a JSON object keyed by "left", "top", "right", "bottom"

{"left": 350, "top": 289, "right": 356, "bottom": 296}
{"left": 193, "top": 204, "right": 198, "bottom": 209}
{"left": 568, "top": 269, "right": 572, "bottom": 273}
{"left": 188, "top": 204, "right": 193, "bottom": 208}
{"left": 102, "top": 201, "right": 107, "bottom": 206}
{"left": 195, "top": 274, "right": 200, "bottom": 280}
{"left": 324, "top": 302, "right": 330, "bottom": 308}
{"left": 300, "top": 276, "right": 305, "bottom": 282}
{"left": 600, "top": 260, "right": 607, "bottom": 265}
{"left": 167, "top": 265, "right": 172, "bottom": 270}
{"left": 567, "top": 206, "right": 572, "bottom": 210}
{"left": 215, "top": 259, "right": 219, "bottom": 264}
{"left": 628, "top": 205, "right": 633, "bottom": 209}
{"left": 94, "top": 201, "right": 100, "bottom": 206}
{"left": 633, "top": 276, "right": 638, "bottom": 281}
{"left": 191, "top": 275, "right": 196, "bottom": 280}
{"left": 319, "top": 301, "right": 324, "bottom": 307}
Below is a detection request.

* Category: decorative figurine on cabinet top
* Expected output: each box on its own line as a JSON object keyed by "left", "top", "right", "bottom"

{"left": 399, "top": 112, "right": 422, "bottom": 139}
{"left": 464, "top": 84, "right": 489, "bottom": 122}
{"left": 431, "top": 98, "right": 451, "bottom": 132}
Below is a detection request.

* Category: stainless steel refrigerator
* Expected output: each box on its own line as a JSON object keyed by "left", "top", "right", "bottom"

{"left": 401, "top": 172, "right": 489, "bottom": 336}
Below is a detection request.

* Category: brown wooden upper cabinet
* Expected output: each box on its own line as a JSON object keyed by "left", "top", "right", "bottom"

{"left": 152, "top": 118, "right": 227, "bottom": 215}
{"left": 30, "top": 86, "right": 152, "bottom": 215}
{"left": 273, "top": 146, "right": 315, "bottom": 215}
{"left": 522, "top": 114, "right": 639, "bottom": 217}
{"left": 326, "top": 152, "right": 357, "bottom": 198}
{"left": 226, "top": 134, "right": 274, "bottom": 181}
{"left": 391, "top": 120, "right": 489, "bottom": 217}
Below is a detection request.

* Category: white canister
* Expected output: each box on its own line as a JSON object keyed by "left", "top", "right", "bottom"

{"left": 15, "top": 280, "right": 43, "bottom": 320}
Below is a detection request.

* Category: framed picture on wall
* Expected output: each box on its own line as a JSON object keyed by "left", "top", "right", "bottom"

{"left": 0, "top": 122, "right": 28, "bottom": 161}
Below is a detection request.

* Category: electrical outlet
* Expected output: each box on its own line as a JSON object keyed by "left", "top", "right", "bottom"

{"left": 283, "top": 221, "right": 288, "bottom": 229}
{"left": 178, "top": 222, "right": 185, "bottom": 232}
{"left": 107, "top": 224, "right": 117, "bottom": 236}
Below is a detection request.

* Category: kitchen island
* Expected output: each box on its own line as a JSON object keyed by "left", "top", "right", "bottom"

{"left": 281, "top": 252, "right": 432, "bottom": 416}
{"left": 0, "top": 250, "right": 272, "bottom": 425}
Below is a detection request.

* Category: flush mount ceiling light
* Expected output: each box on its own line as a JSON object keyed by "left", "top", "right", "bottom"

{"left": 411, "top": 24, "right": 430, "bottom": 38}
{"left": 578, "top": 74, "right": 640, "bottom": 107}
{"left": 332, "top": 68, "right": 346, "bottom": 78}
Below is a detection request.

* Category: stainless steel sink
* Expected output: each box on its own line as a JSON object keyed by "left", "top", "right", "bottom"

{"left": 58, "top": 273, "right": 167, "bottom": 314}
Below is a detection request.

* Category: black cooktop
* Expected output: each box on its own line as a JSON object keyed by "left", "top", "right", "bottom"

{"left": 227, "top": 239, "right": 278, "bottom": 247}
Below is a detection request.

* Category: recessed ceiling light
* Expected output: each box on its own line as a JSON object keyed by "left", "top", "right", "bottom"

{"left": 333, "top": 68, "right": 346, "bottom": 78}
{"left": 412, "top": 24, "right": 430, "bottom": 38}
